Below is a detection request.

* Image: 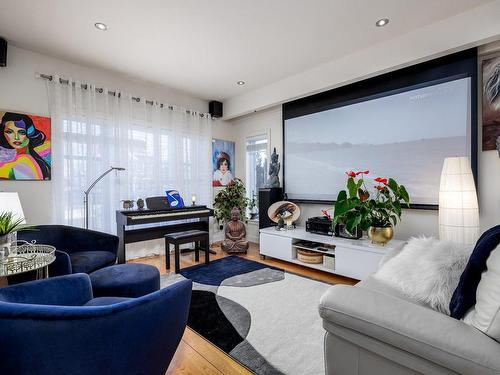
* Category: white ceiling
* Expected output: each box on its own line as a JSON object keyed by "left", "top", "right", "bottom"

{"left": 0, "top": 0, "right": 494, "bottom": 101}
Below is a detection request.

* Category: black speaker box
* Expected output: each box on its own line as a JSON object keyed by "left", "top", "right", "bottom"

{"left": 0, "top": 38, "right": 7, "bottom": 67}
{"left": 258, "top": 187, "right": 283, "bottom": 229}
{"left": 209, "top": 100, "right": 223, "bottom": 118}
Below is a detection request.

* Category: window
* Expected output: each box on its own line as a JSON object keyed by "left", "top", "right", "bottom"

{"left": 245, "top": 134, "right": 268, "bottom": 213}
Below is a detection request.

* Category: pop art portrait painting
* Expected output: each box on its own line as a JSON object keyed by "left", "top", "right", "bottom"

{"left": 0, "top": 111, "right": 51, "bottom": 180}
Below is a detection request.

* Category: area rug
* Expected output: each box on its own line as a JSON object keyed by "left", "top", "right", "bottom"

{"left": 162, "top": 256, "right": 332, "bottom": 375}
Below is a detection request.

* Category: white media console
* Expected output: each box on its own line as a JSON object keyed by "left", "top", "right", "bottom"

{"left": 259, "top": 226, "right": 405, "bottom": 280}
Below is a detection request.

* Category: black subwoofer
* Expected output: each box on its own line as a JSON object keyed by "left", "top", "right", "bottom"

{"left": 258, "top": 187, "right": 283, "bottom": 229}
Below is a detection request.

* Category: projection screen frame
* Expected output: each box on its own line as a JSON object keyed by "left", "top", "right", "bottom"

{"left": 282, "top": 48, "right": 478, "bottom": 210}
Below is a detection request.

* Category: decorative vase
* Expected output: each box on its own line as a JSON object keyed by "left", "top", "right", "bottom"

{"left": 0, "top": 234, "right": 11, "bottom": 258}
{"left": 368, "top": 226, "right": 394, "bottom": 245}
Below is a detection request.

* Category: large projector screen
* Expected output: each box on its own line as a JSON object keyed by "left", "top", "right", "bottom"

{"left": 284, "top": 77, "right": 472, "bottom": 205}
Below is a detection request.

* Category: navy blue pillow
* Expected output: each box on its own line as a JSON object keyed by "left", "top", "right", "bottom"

{"left": 449, "top": 225, "right": 500, "bottom": 319}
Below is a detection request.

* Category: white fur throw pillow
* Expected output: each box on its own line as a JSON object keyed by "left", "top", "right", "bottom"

{"left": 373, "top": 237, "right": 473, "bottom": 314}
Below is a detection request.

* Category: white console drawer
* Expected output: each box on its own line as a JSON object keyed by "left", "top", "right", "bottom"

{"left": 260, "top": 232, "right": 292, "bottom": 261}
{"left": 335, "top": 246, "right": 384, "bottom": 280}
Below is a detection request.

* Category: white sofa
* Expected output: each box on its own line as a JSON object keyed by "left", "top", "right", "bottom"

{"left": 319, "top": 276, "right": 500, "bottom": 375}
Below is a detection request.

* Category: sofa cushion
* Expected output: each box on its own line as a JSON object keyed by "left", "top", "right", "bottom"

{"left": 373, "top": 236, "right": 472, "bottom": 314}
{"left": 84, "top": 296, "right": 132, "bottom": 306}
{"left": 70, "top": 251, "right": 116, "bottom": 274}
{"left": 450, "top": 225, "right": 500, "bottom": 319}
{"left": 463, "top": 244, "right": 500, "bottom": 342}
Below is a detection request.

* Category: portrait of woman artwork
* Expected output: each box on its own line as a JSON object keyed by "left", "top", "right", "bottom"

{"left": 212, "top": 139, "right": 235, "bottom": 187}
{"left": 0, "top": 111, "right": 51, "bottom": 180}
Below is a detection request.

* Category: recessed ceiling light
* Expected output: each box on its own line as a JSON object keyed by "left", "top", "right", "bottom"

{"left": 375, "top": 18, "right": 389, "bottom": 27}
{"left": 236, "top": 80, "right": 245, "bottom": 85}
{"left": 94, "top": 22, "right": 108, "bottom": 31}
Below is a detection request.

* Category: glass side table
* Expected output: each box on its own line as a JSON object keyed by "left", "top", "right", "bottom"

{"left": 0, "top": 241, "right": 56, "bottom": 279}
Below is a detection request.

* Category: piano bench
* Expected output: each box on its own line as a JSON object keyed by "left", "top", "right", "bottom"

{"left": 164, "top": 230, "right": 210, "bottom": 273}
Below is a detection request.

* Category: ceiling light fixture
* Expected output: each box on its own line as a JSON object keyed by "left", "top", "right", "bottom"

{"left": 236, "top": 80, "right": 245, "bottom": 85}
{"left": 94, "top": 22, "right": 108, "bottom": 31}
{"left": 375, "top": 18, "right": 389, "bottom": 27}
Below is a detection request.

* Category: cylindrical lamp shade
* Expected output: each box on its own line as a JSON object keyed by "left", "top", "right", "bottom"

{"left": 439, "top": 157, "right": 479, "bottom": 245}
{"left": 0, "top": 192, "right": 25, "bottom": 223}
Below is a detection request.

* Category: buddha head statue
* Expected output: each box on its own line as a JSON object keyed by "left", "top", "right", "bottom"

{"left": 231, "top": 207, "right": 241, "bottom": 221}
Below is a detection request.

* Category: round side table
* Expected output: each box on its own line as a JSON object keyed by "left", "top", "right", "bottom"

{"left": 0, "top": 242, "right": 56, "bottom": 279}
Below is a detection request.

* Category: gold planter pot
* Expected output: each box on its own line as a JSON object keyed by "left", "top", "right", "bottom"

{"left": 368, "top": 226, "right": 393, "bottom": 246}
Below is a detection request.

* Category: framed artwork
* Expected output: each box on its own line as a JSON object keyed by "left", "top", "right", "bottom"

{"left": 212, "top": 139, "right": 235, "bottom": 187}
{"left": 482, "top": 54, "right": 500, "bottom": 151}
{"left": 0, "top": 110, "right": 51, "bottom": 180}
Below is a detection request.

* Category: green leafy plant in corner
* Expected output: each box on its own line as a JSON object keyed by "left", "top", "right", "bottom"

{"left": 332, "top": 171, "right": 410, "bottom": 235}
{"left": 213, "top": 178, "right": 249, "bottom": 225}
{"left": 0, "top": 211, "right": 32, "bottom": 237}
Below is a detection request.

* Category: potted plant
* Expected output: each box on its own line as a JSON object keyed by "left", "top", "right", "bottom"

{"left": 213, "top": 178, "right": 249, "bottom": 229}
{"left": 0, "top": 211, "right": 30, "bottom": 256}
{"left": 332, "top": 170, "right": 410, "bottom": 245}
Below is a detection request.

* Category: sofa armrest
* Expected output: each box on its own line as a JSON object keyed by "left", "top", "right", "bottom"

{"left": 48, "top": 250, "right": 73, "bottom": 276}
{"left": 0, "top": 274, "right": 93, "bottom": 306}
{"left": 319, "top": 285, "right": 500, "bottom": 375}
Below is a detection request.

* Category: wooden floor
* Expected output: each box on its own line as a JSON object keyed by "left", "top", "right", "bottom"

{"left": 129, "top": 242, "right": 357, "bottom": 375}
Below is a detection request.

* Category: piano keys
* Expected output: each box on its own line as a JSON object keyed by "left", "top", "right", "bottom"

{"left": 116, "top": 205, "right": 214, "bottom": 263}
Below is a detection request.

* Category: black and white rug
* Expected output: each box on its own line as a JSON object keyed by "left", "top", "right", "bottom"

{"left": 161, "top": 256, "right": 331, "bottom": 375}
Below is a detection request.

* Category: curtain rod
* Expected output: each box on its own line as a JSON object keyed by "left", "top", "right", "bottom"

{"left": 35, "top": 72, "right": 211, "bottom": 118}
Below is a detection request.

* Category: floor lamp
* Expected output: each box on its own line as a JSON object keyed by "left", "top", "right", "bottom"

{"left": 438, "top": 157, "right": 479, "bottom": 245}
{"left": 84, "top": 166, "right": 125, "bottom": 229}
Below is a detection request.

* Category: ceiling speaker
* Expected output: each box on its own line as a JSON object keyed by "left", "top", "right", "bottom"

{"left": 0, "top": 38, "right": 6, "bottom": 67}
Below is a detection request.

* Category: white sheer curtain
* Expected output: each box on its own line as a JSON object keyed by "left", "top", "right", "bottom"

{"left": 47, "top": 75, "right": 212, "bottom": 233}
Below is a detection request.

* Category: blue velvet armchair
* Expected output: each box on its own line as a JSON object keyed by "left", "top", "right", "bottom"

{"left": 0, "top": 274, "right": 192, "bottom": 375}
{"left": 18, "top": 225, "right": 119, "bottom": 274}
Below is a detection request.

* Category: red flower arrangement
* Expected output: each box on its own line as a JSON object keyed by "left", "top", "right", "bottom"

{"left": 346, "top": 170, "right": 369, "bottom": 177}
{"left": 332, "top": 170, "right": 410, "bottom": 234}
{"left": 321, "top": 209, "right": 332, "bottom": 220}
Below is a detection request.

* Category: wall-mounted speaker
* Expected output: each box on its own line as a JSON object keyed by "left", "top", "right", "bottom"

{"left": 0, "top": 38, "right": 7, "bottom": 67}
{"left": 209, "top": 100, "right": 223, "bottom": 118}
{"left": 258, "top": 187, "right": 283, "bottom": 229}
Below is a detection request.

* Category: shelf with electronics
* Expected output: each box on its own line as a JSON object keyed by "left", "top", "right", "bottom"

{"left": 260, "top": 226, "right": 404, "bottom": 280}
{"left": 259, "top": 170, "right": 411, "bottom": 280}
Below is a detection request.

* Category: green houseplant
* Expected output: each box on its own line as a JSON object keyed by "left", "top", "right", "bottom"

{"left": 332, "top": 170, "right": 410, "bottom": 245}
{"left": 213, "top": 178, "right": 249, "bottom": 229}
{"left": 0, "top": 211, "right": 31, "bottom": 256}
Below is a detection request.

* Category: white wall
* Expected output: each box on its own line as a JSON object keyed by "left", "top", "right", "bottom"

{"left": 227, "top": 47, "right": 500, "bottom": 240}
